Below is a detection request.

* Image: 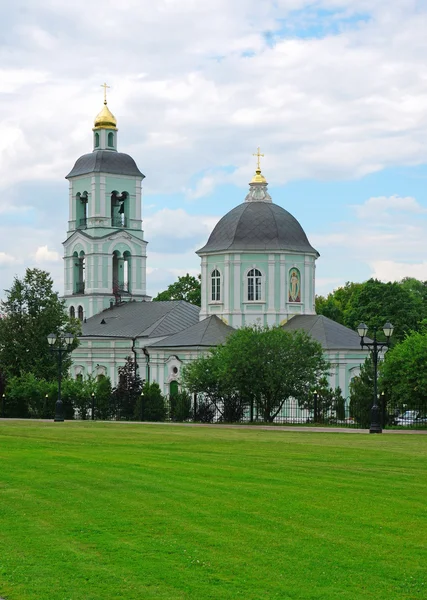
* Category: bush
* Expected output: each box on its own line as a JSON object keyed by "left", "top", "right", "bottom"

{"left": 170, "top": 390, "right": 192, "bottom": 422}
{"left": 194, "top": 399, "right": 215, "bottom": 423}
{"left": 135, "top": 382, "right": 167, "bottom": 422}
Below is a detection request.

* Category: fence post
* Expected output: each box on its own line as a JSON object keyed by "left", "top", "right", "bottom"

{"left": 250, "top": 396, "right": 254, "bottom": 423}
{"left": 313, "top": 390, "right": 318, "bottom": 423}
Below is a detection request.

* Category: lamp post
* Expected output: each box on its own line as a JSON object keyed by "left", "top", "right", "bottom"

{"left": 140, "top": 389, "right": 144, "bottom": 422}
{"left": 357, "top": 322, "right": 394, "bottom": 434}
{"left": 47, "top": 332, "right": 74, "bottom": 422}
{"left": 1, "top": 393, "right": 5, "bottom": 418}
{"left": 91, "top": 392, "right": 95, "bottom": 421}
{"left": 313, "top": 389, "right": 318, "bottom": 423}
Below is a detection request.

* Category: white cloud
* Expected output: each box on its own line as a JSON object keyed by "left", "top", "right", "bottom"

{"left": 353, "top": 195, "right": 427, "bottom": 219}
{"left": 0, "top": 1, "right": 427, "bottom": 298}
{"left": 0, "top": 252, "right": 18, "bottom": 266}
{"left": 33, "top": 245, "right": 61, "bottom": 263}
{"left": 370, "top": 260, "right": 427, "bottom": 282}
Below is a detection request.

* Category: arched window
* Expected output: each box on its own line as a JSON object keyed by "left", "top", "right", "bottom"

{"left": 108, "top": 132, "right": 114, "bottom": 147}
{"left": 78, "top": 305, "right": 84, "bottom": 321}
{"left": 94, "top": 132, "right": 99, "bottom": 148}
{"left": 247, "top": 268, "right": 262, "bottom": 301}
{"left": 211, "top": 269, "right": 221, "bottom": 301}
{"left": 69, "top": 306, "right": 75, "bottom": 319}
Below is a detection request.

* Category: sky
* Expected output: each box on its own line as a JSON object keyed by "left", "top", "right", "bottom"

{"left": 1, "top": 0, "right": 427, "bottom": 300}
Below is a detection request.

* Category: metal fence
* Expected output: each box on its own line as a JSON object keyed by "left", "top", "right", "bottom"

{"left": 1, "top": 392, "right": 426, "bottom": 429}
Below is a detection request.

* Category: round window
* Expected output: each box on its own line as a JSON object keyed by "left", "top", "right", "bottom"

{"left": 172, "top": 366, "right": 178, "bottom": 374}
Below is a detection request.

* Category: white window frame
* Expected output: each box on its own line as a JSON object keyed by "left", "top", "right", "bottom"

{"left": 210, "top": 268, "right": 222, "bottom": 302}
{"left": 246, "top": 267, "right": 264, "bottom": 302}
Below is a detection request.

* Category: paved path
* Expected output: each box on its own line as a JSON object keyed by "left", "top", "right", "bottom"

{"left": 1, "top": 418, "right": 426, "bottom": 434}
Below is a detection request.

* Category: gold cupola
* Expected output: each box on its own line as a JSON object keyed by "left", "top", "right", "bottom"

{"left": 251, "top": 167, "right": 267, "bottom": 184}
{"left": 93, "top": 82, "right": 117, "bottom": 131}
{"left": 93, "top": 102, "right": 117, "bottom": 130}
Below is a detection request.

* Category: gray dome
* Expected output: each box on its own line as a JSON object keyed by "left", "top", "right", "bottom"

{"left": 66, "top": 150, "right": 144, "bottom": 179}
{"left": 197, "top": 202, "right": 319, "bottom": 255}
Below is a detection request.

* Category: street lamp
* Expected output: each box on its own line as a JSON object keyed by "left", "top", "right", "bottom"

{"left": 357, "top": 322, "right": 394, "bottom": 434}
{"left": 47, "top": 332, "right": 74, "bottom": 422}
{"left": 313, "top": 389, "right": 319, "bottom": 423}
{"left": 91, "top": 392, "right": 95, "bottom": 421}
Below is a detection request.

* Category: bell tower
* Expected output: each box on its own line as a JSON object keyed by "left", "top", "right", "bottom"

{"left": 63, "top": 85, "right": 150, "bottom": 320}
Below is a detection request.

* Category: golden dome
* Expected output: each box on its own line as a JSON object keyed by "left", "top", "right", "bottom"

{"left": 250, "top": 168, "right": 267, "bottom": 184}
{"left": 93, "top": 102, "right": 117, "bottom": 130}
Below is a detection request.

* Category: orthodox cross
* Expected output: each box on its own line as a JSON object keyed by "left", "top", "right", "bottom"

{"left": 101, "top": 82, "right": 110, "bottom": 104}
{"left": 253, "top": 146, "right": 264, "bottom": 170}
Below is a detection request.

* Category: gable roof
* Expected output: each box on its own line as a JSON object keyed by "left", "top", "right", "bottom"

{"left": 80, "top": 300, "right": 200, "bottom": 339}
{"left": 282, "top": 314, "right": 365, "bottom": 350}
{"left": 151, "top": 315, "right": 235, "bottom": 348}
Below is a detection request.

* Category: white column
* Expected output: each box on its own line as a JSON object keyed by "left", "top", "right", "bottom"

{"left": 135, "top": 179, "right": 142, "bottom": 221}
{"left": 224, "top": 254, "right": 230, "bottom": 314}
{"left": 304, "top": 258, "right": 310, "bottom": 314}
{"left": 268, "top": 254, "right": 275, "bottom": 312}
{"left": 100, "top": 176, "right": 106, "bottom": 217}
{"left": 200, "top": 256, "right": 208, "bottom": 319}
{"left": 279, "top": 256, "right": 286, "bottom": 315}
{"left": 90, "top": 176, "right": 96, "bottom": 218}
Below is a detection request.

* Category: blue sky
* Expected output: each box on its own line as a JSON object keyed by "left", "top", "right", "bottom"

{"left": 1, "top": 0, "right": 427, "bottom": 299}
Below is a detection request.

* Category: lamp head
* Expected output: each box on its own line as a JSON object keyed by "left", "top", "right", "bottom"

{"left": 64, "top": 332, "right": 74, "bottom": 347}
{"left": 383, "top": 322, "right": 394, "bottom": 339}
{"left": 357, "top": 323, "right": 368, "bottom": 338}
{"left": 47, "top": 333, "right": 56, "bottom": 346}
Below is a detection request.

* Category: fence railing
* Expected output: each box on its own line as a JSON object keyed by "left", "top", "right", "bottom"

{"left": 1, "top": 393, "right": 426, "bottom": 429}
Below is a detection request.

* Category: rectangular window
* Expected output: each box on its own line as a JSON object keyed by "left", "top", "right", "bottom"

{"left": 255, "top": 276, "right": 262, "bottom": 300}
{"left": 248, "top": 278, "right": 254, "bottom": 301}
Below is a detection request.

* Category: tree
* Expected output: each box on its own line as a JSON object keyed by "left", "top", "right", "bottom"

{"left": 0, "top": 269, "right": 79, "bottom": 381}
{"left": 349, "top": 356, "right": 377, "bottom": 428}
{"left": 169, "top": 390, "right": 192, "bottom": 422}
{"left": 111, "top": 356, "right": 142, "bottom": 420}
{"left": 300, "top": 377, "right": 346, "bottom": 423}
{"left": 381, "top": 327, "right": 427, "bottom": 412}
{"left": 153, "top": 274, "right": 201, "bottom": 306}
{"left": 183, "top": 325, "right": 329, "bottom": 423}
{"left": 135, "top": 381, "right": 167, "bottom": 422}
{"left": 316, "top": 278, "right": 426, "bottom": 342}
{"left": 182, "top": 348, "right": 247, "bottom": 422}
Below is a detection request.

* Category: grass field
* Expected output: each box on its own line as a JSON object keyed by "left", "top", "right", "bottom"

{"left": 0, "top": 422, "right": 426, "bottom": 600}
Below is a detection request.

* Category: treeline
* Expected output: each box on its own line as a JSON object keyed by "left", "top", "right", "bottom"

{"left": 316, "top": 277, "right": 427, "bottom": 341}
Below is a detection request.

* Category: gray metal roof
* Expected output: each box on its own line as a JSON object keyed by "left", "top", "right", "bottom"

{"left": 197, "top": 202, "right": 318, "bottom": 255}
{"left": 66, "top": 150, "right": 144, "bottom": 179}
{"left": 80, "top": 300, "right": 200, "bottom": 339}
{"left": 283, "top": 314, "right": 365, "bottom": 350}
{"left": 151, "top": 315, "right": 235, "bottom": 348}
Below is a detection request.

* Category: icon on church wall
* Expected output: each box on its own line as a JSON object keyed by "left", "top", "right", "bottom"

{"left": 289, "top": 269, "right": 301, "bottom": 302}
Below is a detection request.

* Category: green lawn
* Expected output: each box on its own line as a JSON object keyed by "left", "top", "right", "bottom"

{"left": 0, "top": 422, "right": 426, "bottom": 600}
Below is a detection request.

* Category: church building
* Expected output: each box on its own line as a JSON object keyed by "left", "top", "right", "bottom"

{"left": 67, "top": 94, "right": 368, "bottom": 400}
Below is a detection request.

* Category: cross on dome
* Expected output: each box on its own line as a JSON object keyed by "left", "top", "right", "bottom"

{"left": 250, "top": 146, "right": 267, "bottom": 184}
{"left": 252, "top": 146, "right": 264, "bottom": 171}
{"left": 101, "top": 82, "right": 110, "bottom": 105}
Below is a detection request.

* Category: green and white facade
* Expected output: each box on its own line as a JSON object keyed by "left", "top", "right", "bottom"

{"left": 197, "top": 170, "right": 318, "bottom": 327}
{"left": 67, "top": 100, "right": 369, "bottom": 400}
